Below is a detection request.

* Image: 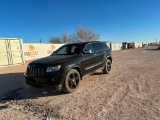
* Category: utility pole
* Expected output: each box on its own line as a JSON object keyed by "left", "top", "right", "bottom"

{"left": 156, "top": 39, "right": 157, "bottom": 44}
{"left": 39, "top": 39, "right": 42, "bottom": 43}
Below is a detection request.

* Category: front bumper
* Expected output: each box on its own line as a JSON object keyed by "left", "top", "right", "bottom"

{"left": 24, "top": 73, "right": 63, "bottom": 90}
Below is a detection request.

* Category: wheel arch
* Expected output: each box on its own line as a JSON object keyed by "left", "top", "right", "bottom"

{"left": 106, "top": 55, "right": 112, "bottom": 63}
{"left": 64, "top": 65, "right": 82, "bottom": 81}
{"left": 70, "top": 66, "right": 82, "bottom": 80}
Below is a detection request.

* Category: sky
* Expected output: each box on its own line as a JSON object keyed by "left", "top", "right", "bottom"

{"left": 0, "top": 0, "right": 160, "bottom": 43}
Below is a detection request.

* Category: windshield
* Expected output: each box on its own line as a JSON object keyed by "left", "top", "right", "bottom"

{"left": 52, "top": 44, "right": 84, "bottom": 55}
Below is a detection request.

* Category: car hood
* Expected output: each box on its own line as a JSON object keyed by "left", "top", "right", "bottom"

{"left": 30, "top": 55, "right": 78, "bottom": 65}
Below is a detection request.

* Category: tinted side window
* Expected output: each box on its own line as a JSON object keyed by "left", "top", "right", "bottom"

{"left": 84, "top": 43, "right": 95, "bottom": 53}
{"left": 93, "top": 43, "right": 103, "bottom": 52}
{"left": 101, "top": 43, "right": 109, "bottom": 50}
{"left": 55, "top": 44, "right": 83, "bottom": 55}
{"left": 56, "top": 47, "right": 68, "bottom": 54}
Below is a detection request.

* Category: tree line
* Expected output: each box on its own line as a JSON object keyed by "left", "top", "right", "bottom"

{"left": 49, "top": 26, "right": 100, "bottom": 43}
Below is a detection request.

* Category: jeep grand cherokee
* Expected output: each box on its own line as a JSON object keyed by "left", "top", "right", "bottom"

{"left": 24, "top": 41, "right": 112, "bottom": 93}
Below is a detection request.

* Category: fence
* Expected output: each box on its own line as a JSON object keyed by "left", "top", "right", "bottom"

{"left": 0, "top": 38, "right": 143, "bottom": 66}
{"left": 23, "top": 43, "right": 63, "bottom": 62}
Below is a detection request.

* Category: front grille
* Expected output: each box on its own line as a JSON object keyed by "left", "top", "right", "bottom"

{"left": 27, "top": 67, "right": 45, "bottom": 76}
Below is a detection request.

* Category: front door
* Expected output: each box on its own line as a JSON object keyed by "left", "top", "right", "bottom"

{"left": 80, "top": 43, "right": 97, "bottom": 76}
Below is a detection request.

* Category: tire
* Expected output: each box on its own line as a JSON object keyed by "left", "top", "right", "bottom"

{"left": 62, "top": 69, "right": 80, "bottom": 93}
{"left": 103, "top": 59, "right": 112, "bottom": 74}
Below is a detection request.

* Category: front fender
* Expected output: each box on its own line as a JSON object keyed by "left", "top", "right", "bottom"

{"left": 106, "top": 55, "right": 112, "bottom": 63}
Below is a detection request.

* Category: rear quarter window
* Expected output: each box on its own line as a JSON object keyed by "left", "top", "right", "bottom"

{"left": 101, "top": 43, "right": 109, "bottom": 50}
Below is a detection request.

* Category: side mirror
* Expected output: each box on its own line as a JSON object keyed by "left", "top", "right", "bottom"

{"left": 50, "top": 51, "right": 56, "bottom": 56}
{"left": 83, "top": 49, "right": 92, "bottom": 54}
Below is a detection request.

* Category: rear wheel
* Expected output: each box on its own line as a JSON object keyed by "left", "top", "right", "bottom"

{"left": 62, "top": 69, "right": 80, "bottom": 93}
{"left": 103, "top": 59, "right": 112, "bottom": 74}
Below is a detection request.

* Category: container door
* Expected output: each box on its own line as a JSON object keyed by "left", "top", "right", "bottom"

{"left": 10, "top": 39, "right": 24, "bottom": 65}
{"left": 0, "top": 39, "right": 24, "bottom": 67}
{"left": 0, "top": 40, "right": 9, "bottom": 66}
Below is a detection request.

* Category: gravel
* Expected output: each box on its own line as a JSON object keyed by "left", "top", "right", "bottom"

{"left": 0, "top": 46, "right": 160, "bottom": 120}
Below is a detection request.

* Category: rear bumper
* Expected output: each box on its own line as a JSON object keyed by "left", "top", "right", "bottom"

{"left": 24, "top": 74, "right": 63, "bottom": 90}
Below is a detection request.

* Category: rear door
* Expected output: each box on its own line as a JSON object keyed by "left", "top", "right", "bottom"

{"left": 100, "top": 42, "right": 111, "bottom": 56}
{"left": 92, "top": 43, "right": 105, "bottom": 69}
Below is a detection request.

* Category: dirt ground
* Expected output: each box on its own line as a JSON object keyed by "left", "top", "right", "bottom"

{"left": 0, "top": 46, "right": 160, "bottom": 120}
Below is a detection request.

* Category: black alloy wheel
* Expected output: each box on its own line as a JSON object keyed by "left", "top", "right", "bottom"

{"left": 68, "top": 72, "right": 79, "bottom": 89}
{"left": 103, "top": 59, "right": 112, "bottom": 74}
{"left": 107, "top": 60, "right": 111, "bottom": 72}
{"left": 62, "top": 69, "right": 80, "bottom": 93}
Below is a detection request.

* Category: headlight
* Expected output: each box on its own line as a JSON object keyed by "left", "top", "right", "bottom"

{"left": 46, "top": 65, "right": 61, "bottom": 72}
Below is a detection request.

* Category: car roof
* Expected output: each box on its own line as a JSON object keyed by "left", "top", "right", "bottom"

{"left": 66, "top": 41, "right": 104, "bottom": 45}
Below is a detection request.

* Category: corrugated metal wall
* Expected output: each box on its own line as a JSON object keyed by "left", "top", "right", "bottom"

{"left": 106, "top": 42, "right": 143, "bottom": 51}
{"left": 106, "top": 42, "right": 122, "bottom": 51}
{"left": 134, "top": 42, "right": 143, "bottom": 48}
{"left": 0, "top": 38, "right": 24, "bottom": 66}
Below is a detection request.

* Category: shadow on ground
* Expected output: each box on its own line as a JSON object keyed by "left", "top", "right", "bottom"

{"left": 0, "top": 73, "right": 65, "bottom": 102}
{"left": 0, "top": 71, "right": 105, "bottom": 102}
{"left": 0, "top": 105, "right": 8, "bottom": 110}
{"left": 91, "top": 72, "right": 104, "bottom": 76}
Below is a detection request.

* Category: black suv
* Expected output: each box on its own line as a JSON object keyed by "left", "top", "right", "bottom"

{"left": 24, "top": 41, "right": 112, "bottom": 93}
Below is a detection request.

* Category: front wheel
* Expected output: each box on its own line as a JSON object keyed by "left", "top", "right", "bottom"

{"left": 62, "top": 69, "right": 80, "bottom": 93}
{"left": 103, "top": 59, "right": 112, "bottom": 74}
